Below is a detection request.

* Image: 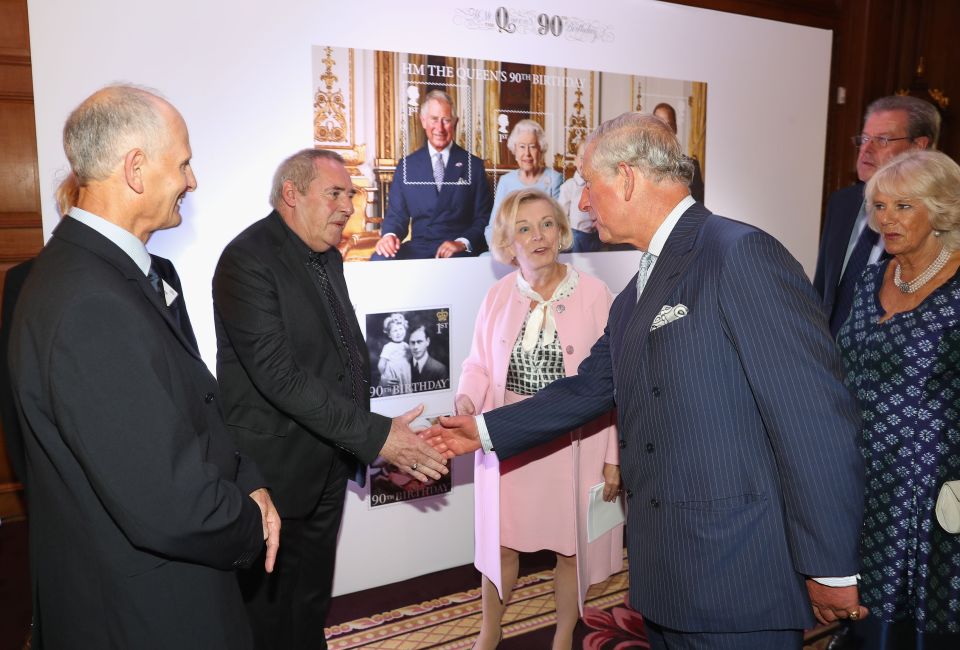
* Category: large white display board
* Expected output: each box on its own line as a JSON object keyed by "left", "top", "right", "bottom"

{"left": 27, "top": 0, "right": 832, "bottom": 595}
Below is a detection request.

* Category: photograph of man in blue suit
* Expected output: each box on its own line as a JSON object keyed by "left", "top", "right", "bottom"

{"left": 426, "top": 113, "right": 867, "bottom": 649}
{"left": 372, "top": 89, "right": 492, "bottom": 260}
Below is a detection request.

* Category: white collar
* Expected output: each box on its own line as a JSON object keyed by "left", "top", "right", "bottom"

{"left": 427, "top": 142, "right": 452, "bottom": 160}
{"left": 647, "top": 195, "right": 695, "bottom": 256}
{"left": 68, "top": 206, "right": 152, "bottom": 275}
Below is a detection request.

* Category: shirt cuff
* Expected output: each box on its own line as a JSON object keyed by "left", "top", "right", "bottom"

{"left": 811, "top": 575, "right": 859, "bottom": 587}
{"left": 477, "top": 414, "right": 494, "bottom": 453}
{"left": 455, "top": 237, "right": 472, "bottom": 253}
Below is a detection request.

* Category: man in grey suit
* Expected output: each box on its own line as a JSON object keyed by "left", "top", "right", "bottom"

{"left": 427, "top": 113, "right": 866, "bottom": 649}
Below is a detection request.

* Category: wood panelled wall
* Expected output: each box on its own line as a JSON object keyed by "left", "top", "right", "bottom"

{"left": 0, "top": 0, "right": 39, "bottom": 521}
{"left": 668, "top": 0, "right": 959, "bottom": 205}
{"left": 0, "top": 0, "right": 957, "bottom": 521}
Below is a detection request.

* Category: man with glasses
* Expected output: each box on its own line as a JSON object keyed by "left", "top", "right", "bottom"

{"left": 814, "top": 95, "right": 940, "bottom": 337}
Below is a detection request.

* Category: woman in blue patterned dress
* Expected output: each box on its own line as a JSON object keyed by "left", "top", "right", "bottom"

{"left": 838, "top": 150, "right": 960, "bottom": 649}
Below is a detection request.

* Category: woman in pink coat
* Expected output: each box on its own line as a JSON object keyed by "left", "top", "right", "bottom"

{"left": 457, "top": 189, "right": 623, "bottom": 649}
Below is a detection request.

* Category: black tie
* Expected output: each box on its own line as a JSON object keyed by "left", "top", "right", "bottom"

{"left": 307, "top": 252, "right": 366, "bottom": 405}
{"left": 830, "top": 225, "right": 879, "bottom": 337}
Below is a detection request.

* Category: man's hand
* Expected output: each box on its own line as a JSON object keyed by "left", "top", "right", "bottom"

{"left": 379, "top": 403, "right": 448, "bottom": 482}
{"left": 435, "top": 240, "right": 466, "bottom": 258}
{"left": 601, "top": 463, "right": 621, "bottom": 501}
{"left": 421, "top": 415, "right": 481, "bottom": 458}
{"left": 806, "top": 579, "right": 868, "bottom": 625}
{"left": 249, "top": 488, "right": 281, "bottom": 573}
{"left": 374, "top": 233, "right": 400, "bottom": 257}
{"left": 454, "top": 393, "right": 476, "bottom": 416}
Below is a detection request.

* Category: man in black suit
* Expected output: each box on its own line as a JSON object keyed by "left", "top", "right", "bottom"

{"left": 1, "top": 253, "right": 194, "bottom": 489}
{"left": 814, "top": 95, "right": 940, "bottom": 337}
{"left": 7, "top": 84, "right": 280, "bottom": 649}
{"left": 212, "top": 148, "right": 448, "bottom": 650}
{"left": 409, "top": 324, "right": 447, "bottom": 391}
{"left": 372, "top": 89, "right": 492, "bottom": 260}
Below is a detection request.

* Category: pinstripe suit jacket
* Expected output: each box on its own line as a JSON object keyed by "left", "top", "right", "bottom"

{"left": 486, "top": 203, "right": 865, "bottom": 633}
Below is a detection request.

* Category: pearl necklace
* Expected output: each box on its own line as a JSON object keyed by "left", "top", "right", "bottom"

{"left": 893, "top": 246, "right": 951, "bottom": 293}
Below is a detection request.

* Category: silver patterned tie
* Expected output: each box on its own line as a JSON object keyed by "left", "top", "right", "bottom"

{"left": 636, "top": 252, "right": 657, "bottom": 302}
{"left": 433, "top": 152, "right": 445, "bottom": 191}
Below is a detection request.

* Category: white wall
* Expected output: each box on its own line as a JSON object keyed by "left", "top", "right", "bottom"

{"left": 27, "top": 0, "right": 832, "bottom": 595}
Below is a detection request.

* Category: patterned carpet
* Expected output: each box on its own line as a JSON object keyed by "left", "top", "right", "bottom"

{"left": 325, "top": 553, "right": 837, "bottom": 649}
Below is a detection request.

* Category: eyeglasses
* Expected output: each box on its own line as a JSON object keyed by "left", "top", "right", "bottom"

{"left": 852, "top": 134, "right": 912, "bottom": 148}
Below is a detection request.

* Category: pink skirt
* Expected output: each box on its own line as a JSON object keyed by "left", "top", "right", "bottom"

{"left": 498, "top": 390, "right": 577, "bottom": 556}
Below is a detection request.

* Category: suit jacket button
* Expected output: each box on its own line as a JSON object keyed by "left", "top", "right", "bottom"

{"left": 565, "top": 345, "right": 574, "bottom": 354}
{"left": 651, "top": 386, "right": 661, "bottom": 397}
{"left": 618, "top": 439, "right": 626, "bottom": 449}
{"left": 646, "top": 442, "right": 655, "bottom": 453}
{"left": 625, "top": 490, "right": 633, "bottom": 499}
{"left": 337, "top": 373, "right": 345, "bottom": 382}
{"left": 204, "top": 392, "right": 215, "bottom": 404}
{"left": 650, "top": 498, "right": 660, "bottom": 508}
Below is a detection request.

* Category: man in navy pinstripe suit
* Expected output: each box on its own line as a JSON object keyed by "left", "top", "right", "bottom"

{"left": 427, "top": 113, "right": 867, "bottom": 649}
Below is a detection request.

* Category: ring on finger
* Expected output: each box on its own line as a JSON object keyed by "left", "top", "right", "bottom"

{"left": 848, "top": 610, "right": 860, "bottom": 621}
{"left": 412, "top": 462, "right": 418, "bottom": 471}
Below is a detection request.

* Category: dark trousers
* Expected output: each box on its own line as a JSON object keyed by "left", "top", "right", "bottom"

{"left": 238, "top": 455, "right": 351, "bottom": 650}
{"left": 644, "top": 619, "right": 803, "bottom": 650}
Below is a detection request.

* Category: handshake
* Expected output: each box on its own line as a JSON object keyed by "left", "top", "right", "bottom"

{"left": 379, "top": 397, "right": 485, "bottom": 481}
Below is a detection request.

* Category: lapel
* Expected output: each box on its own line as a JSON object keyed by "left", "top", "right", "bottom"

{"left": 323, "top": 246, "right": 370, "bottom": 365}
{"left": 622, "top": 205, "right": 708, "bottom": 355}
{"left": 53, "top": 217, "right": 203, "bottom": 361}
{"left": 832, "top": 184, "right": 865, "bottom": 271}
{"left": 150, "top": 254, "right": 200, "bottom": 353}
{"left": 269, "top": 214, "right": 348, "bottom": 366}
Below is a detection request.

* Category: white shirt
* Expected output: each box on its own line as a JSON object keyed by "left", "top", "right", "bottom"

{"left": 68, "top": 207, "right": 178, "bottom": 306}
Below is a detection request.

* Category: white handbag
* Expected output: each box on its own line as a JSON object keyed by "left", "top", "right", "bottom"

{"left": 935, "top": 481, "right": 960, "bottom": 534}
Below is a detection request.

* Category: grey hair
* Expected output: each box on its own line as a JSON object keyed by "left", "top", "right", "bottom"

{"left": 865, "top": 95, "right": 941, "bottom": 148}
{"left": 419, "top": 89, "right": 456, "bottom": 117}
{"left": 62, "top": 84, "right": 168, "bottom": 183}
{"left": 490, "top": 188, "right": 573, "bottom": 266}
{"left": 269, "top": 148, "right": 345, "bottom": 210}
{"left": 866, "top": 150, "right": 960, "bottom": 252}
{"left": 506, "top": 119, "right": 548, "bottom": 156}
{"left": 586, "top": 112, "right": 694, "bottom": 185}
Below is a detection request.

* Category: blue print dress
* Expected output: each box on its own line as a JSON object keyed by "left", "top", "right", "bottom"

{"left": 838, "top": 260, "right": 960, "bottom": 639}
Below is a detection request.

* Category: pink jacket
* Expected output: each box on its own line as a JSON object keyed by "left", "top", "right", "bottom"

{"left": 458, "top": 267, "right": 623, "bottom": 611}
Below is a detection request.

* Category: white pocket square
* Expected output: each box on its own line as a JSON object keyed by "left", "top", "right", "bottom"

{"left": 650, "top": 304, "right": 688, "bottom": 331}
